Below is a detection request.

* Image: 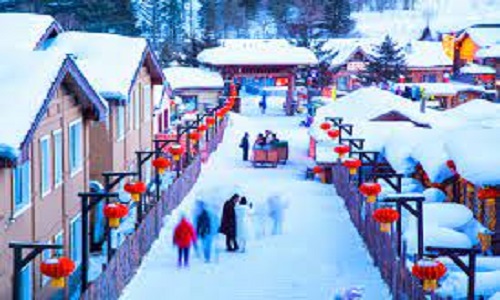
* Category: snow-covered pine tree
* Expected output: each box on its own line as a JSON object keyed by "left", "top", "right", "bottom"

{"left": 362, "top": 35, "right": 407, "bottom": 85}
{"left": 323, "top": 0, "right": 354, "bottom": 37}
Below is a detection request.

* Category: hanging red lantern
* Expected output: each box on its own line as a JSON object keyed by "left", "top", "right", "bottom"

{"left": 198, "top": 124, "right": 208, "bottom": 132}
{"left": 398, "top": 75, "right": 405, "bottom": 83}
{"left": 320, "top": 122, "right": 332, "bottom": 131}
{"left": 103, "top": 203, "right": 129, "bottom": 228}
{"left": 372, "top": 208, "right": 399, "bottom": 232}
{"left": 333, "top": 145, "right": 350, "bottom": 159}
{"left": 40, "top": 257, "right": 76, "bottom": 288}
{"left": 189, "top": 131, "right": 201, "bottom": 143}
{"left": 359, "top": 182, "right": 382, "bottom": 203}
{"left": 477, "top": 187, "right": 498, "bottom": 202}
{"left": 412, "top": 259, "right": 447, "bottom": 292}
{"left": 312, "top": 166, "right": 323, "bottom": 174}
{"left": 343, "top": 158, "right": 362, "bottom": 175}
{"left": 327, "top": 129, "right": 340, "bottom": 139}
{"left": 206, "top": 117, "right": 216, "bottom": 127}
{"left": 168, "top": 143, "right": 184, "bottom": 161}
{"left": 152, "top": 157, "right": 171, "bottom": 175}
{"left": 126, "top": 181, "right": 146, "bottom": 202}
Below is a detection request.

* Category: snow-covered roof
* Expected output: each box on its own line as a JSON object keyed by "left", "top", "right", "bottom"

{"left": 0, "top": 13, "right": 61, "bottom": 51}
{"left": 476, "top": 44, "right": 500, "bottom": 58}
{"left": 163, "top": 67, "right": 224, "bottom": 91}
{"left": 460, "top": 63, "right": 496, "bottom": 74}
{"left": 197, "top": 39, "right": 318, "bottom": 66}
{"left": 464, "top": 26, "right": 500, "bottom": 47}
{"left": 0, "top": 51, "right": 107, "bottom": 160}
{"left": 445, "top": 127, "right": 500, "bottom": 186}
{"left": 47, "top": 31, "right": 152, "bottom": 101}
{"left": 323, "top": 38, "right": 376, "bottom": 67}
{"left": 396, "top": 82, "right": 486, "bottom": 96}
{"left": 404, "top": 41, "right": 452, "bottom": 67}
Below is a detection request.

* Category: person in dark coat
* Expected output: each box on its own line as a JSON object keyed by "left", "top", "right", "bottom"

{"left": 220, "top": 194, "right": 240, "bottom": 251}
{"left": 239, "top": 132, "right": 250, "bottom": 161}
{"left": 259, "top": 93, "right": 267, "bottom": 114}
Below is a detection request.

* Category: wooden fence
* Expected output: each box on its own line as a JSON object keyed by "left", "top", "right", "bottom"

{"left": 80, "top": 119, "right": 228, "bottom": 300}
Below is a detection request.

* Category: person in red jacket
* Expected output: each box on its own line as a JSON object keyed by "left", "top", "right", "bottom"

{"left": 173, "top": 216, "right": 197, "bottom": 267}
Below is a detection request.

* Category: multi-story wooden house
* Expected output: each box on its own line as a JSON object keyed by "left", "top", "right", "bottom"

{"left": 0, "top": 52, "right": 108, "bottom": 300}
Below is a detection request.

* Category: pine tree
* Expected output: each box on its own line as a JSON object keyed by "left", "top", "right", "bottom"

{"left": 362, "top": 35, "right": 407, "bottom": 84}
{"left": 323, "top": 0, "right": 354, "bottom": 37}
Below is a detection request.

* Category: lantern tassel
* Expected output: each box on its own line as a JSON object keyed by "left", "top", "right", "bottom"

{"left": 366, "top": 195, "right": 377, "bottom": 203}
{"left": 109, "top": 218, "right": 120, "bottom": 228}
{"left": 380, "top": 223, "right": 391, "bottom": 233}
{"left": 51, "top": 277, "right": 65, "bottom": 288}
{"left": 422, "top": 279, "right": 437, "bottom": 292}
{"left": 157, "top": 167, "right": 165, "bottom": 175}
{"left": 173, "top": 154, "right": 181, "bottom": 161}
{"left": 349, "top": 168, "right": 357, "bottom": 175}
{"left": 131, "top": 193, "right": 140, "bottom": 202}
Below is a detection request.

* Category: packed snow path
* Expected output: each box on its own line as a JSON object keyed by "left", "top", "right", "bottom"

{"left": 120, "top": 97, "right": 391, "bottom": 300}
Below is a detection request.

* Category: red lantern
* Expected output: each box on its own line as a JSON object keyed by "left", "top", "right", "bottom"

{"left": 372, "top": 208, "right": 399, "bottom": 232}
{"left": 320, "top": 122, "right": 332, "bottom": 131}
{"left": 446, "top": 160, "right": 457, "bottom": 174}
{"left": 168, "top": 143, "right": 184, "bottom": 161}
{"left": 126, "top": 181, "right": 146, "bottom": 202}
{"left": 478, "top": 187, "right": 498, "bottom": 205}
{"left": 103, "top": 203, "right": 129, "bottom": 228}
{"left": 398, "top": 75, "right": 405, "bottom": 83}
{"left": 312, "top": 166, "right": 323, "bottom": 174}
{"left": 198, "top": 124, "right": 208, "bottom": 132}
{"left": 343, "top": 158, "right": 362, "bottom": 175}
{"left": 124, "top": 182, "right": 135, "bottom": 194}
{"left": 443, "top": 73, "right": 450, "bottom": 83}
{"left": 327, "top": 129, "right": 340, "bottom": 139}
{"left": 412, "top": 259, "right": 447, "bottom": 292}
{"left": 189, "top": 131, "right": 201, "bottom": 143}
{"left": 333, "top": 145, "right": 350, "bottom": 159}
{"left": 359, "top": 182, "right": 382, "bottom": 203}
{"left": 152, "top": 157, "right": 171, "bottom": 175}
{"left": 206, "top": 117, "right": 216, "bottom": 127}
{"left": 40, "top": 257, "right": 76, "bottom": 288}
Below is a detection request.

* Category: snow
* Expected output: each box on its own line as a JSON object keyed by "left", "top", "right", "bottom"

{"left": 464, "top": 26, "right": 500, "bottom": 47}
{"left": 476, "top": 44, "right": 500, "bottom": 58}
{"left": 404, "top": 41, "right": 452, "bottom": 67}
{"left": 0, "top": 13, "right": 57, "bottom": 51}
{"left": 422, "top": 203, "right": 473, "bottom": 229}
{"left": 120, "top": 97, "right": 390, "bottom": 299}
{"left": 197, "top": 39, "right": 318, "bottom": 66}
{"left": 0, "top": 51, "right": 67, "bottom": 155}
{"left": 395, "top": 82, "right": 486, "bottom": 96}
{"left": 404, "top": 225, "right": 472, "bottom": 254}
{"left": 163, "top": 67, "right": 224, "bottom": 91}
{"left": 323, "top": 38, "right": 376, "bottom": 67}
{"left": 460, "top": 63, "right": 496, "bottom": 75}
{"left": 47, "top": 31, "right": 148, "bottom": 100}
{"left": 438, "top": 270, "right": 500, "bottom": 299}
{"left": 442, "top": 99, "right": 500, "bottom": 123}
{"left": 422, "top": 188, "right": 447, "bottom": 203}
{"left": 444, "top": 127, "right": 500, "bottom": 186}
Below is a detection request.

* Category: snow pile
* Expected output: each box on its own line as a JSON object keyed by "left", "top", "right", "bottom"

{"left": 465, "top": 26, "right": 500, "bottom": 47}
{"left": 442, "top": 99, "right": 500, "bottom": 123}
{"left": 163, "top": 66, "right": 224, "bottom": 91}
{"left": 460, "top": 63, "right": 496, "bottom": 75}
{"left": 422, "top": 188, "right": 447, "bottom": 203}
{"left": 0, "top": 13, "right": 58, "bottom": 51}
{"left": 404, "top": 41, "right": 452, "bottom": 67}
{"left": 444, "top": 127, "right": 500, "bottom": 186}
{"left": 47, "top": 31, "right": 148, "bottom": 100}
{"left": 0, "top": 51, "right": 67, "bottom": 154}
{"left": 438, "top": 270, "right": 500, "bottom": 299}
{"left": 396, "top": 82, "right": 486, "bottom": 96}
{"left": 323, "top": 38, "right": 377, "bottom": 67}
{"left": 198, "top": 39, "right": 318, "bottom": 66}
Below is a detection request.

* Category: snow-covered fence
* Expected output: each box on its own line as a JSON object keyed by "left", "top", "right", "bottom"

{"left": 331, "top": 164, "right": 445, "bottom": 300}
{"left": 80, "top": 119, "right": 228, "bottom": 300}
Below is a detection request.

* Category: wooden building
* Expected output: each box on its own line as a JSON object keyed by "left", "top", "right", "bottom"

{"left": 0, "top": 52, "right": 108, "bottom": 300}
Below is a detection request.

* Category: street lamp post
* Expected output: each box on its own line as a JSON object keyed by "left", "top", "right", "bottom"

{"left": 9, "top": 242, "right": 63, "bottom": 300}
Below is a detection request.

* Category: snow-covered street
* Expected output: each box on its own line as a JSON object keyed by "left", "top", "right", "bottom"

{"left": 120, "top": 97, "right": 390, "bottom": 300}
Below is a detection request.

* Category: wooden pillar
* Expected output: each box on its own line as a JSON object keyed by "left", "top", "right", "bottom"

{"left": 286, "top": 71, "right": 295, "bottom": 116}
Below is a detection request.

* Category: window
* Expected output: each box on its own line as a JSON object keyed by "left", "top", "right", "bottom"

{"left": 134, "top": 86, "right": 141, "bottom": 129}
{"left": 116, "top": 105, "right": 125, "bottom": 141}
{"left": 143, "top": 85, "right": 151, "bottom": 121}
{"left": 40, "top": 135, "right": 51, "bottom": 196}
{"left": 69, "top": 120, "right": 83, "bottom": 176}
{"left": 41, "top": 241, "right": 52, "bottom": 286}
{"left": 53, "top": 130, "right": 63, "bottom": 186}
{"left": 13, "top": 160, "right": 31, "bottom": 215}
{"left": 423, "top": 74, "right": 437, "bottom": 83}
{"left": 70, "top": 215, "right": 82, "bottom": 266}
{"left": 54, "top": 231, "right": 64, "bottom": 256}
{"left": 20, "top": 263, "right": 32, "bottom": 300}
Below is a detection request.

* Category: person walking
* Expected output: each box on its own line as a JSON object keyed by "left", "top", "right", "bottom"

{"left": 239, "top": 132, "right": 250, "bottom": 161}
{"left": 259, "top": 93, "right": 267, "bottom": 114}
{"left": 173, "top": 215, "right": 197, "bottom": 267}
{"left": 195, "top": 201, "right": 214, "bottom": 263}
{"left": 220, "top": 194, "right": 239, "bottom": 252}
{"left": 267, "top": 194, "right": 287, "bottom": 235}
{"left": 234, "top": 197, "right": 252, "bottom": 252}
